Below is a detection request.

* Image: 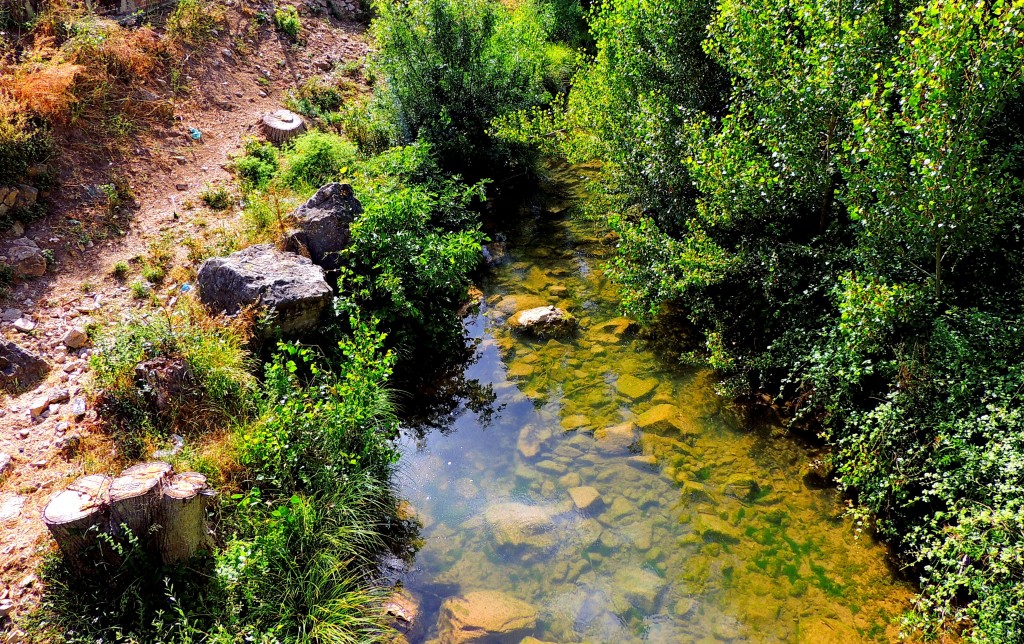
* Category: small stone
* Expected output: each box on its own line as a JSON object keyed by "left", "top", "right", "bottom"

{"left": 175, "top": 183, "right": 189, "bottom": 191}
{"left": 13, "top": 318, "right": 35, "bottom": 333}
{"left": 568, "top": 486, "right": 602, "bottom": 512}
{"left": 29, "top": 396, "right": 48, "bottom": 417}
{"left": 1, "top": 309, "right": 22, "bottom": 321}
{"left": 71, "top": 397, "right": 87, "bottom": 418}
{"left": 548, "top": 285, "right": 569, "bottom": 298}
{"left": 593, "top": 422, "right": 639, "bottom": 453}
{"left": 0, "top": 452, "right": 10, "bottom": 476}
{"left": 61, "top": 327, "right": 88, "bottom": 349}
{"left": 17, "top": 574, "right": 36, "bottom": 588}
{"left": 48, "top": 388, "right": 70, "bottom": 404}
{"left": 0, "top": 598, "right": 13, "bottom": 619}
{"left": 55, "top": 421, "right": 69, "bottom": 435}
{"left": 17, "top": 428, "right": 29, "bottom": 439}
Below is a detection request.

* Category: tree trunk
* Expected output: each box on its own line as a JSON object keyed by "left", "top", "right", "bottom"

{"left": 108, "top": 461, "right": 173, "bottom": 542}
{"left": 42, "top": 474, "right": 112, "bottom": 567}
{"left": 157, "top": 472, "right": 215, "bottom": 564}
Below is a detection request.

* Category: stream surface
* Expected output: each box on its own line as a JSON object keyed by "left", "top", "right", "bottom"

{"left": 394, "top": 169, "right": 912, "bottom": 643}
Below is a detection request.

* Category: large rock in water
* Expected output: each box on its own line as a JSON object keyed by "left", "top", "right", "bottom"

{"left": 196, "top": 244, "right": 332, "bottom": 335}
{"left": 283, "top": 183, "right": 362, "bottom": 271}
{"left": 436, "top": 590, "right": 538, "bottom": 643}
{"left": 510, "top": 306, "right": 577, "bottom": 338}
{"left": 483, "top": 502, "right": 556, "bottom": 551}
{"left": 0, "top": 338, "right": 48, "bottom": 390}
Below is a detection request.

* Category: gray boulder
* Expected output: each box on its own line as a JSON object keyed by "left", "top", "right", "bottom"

{"left": 0, "top": 338, "right": 48, "bottom": 391}
{"left": 2, "top": 237, "right": 46, "bottom": 278}
{"left": 196, "top": 244, "right": 332, "bottom": 336}
{"left": 283, "top": 183, "right": 362, "bottom": 272}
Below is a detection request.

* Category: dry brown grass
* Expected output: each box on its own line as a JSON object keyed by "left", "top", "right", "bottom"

{"left": 1, "top": 62, "right": 84, "bottom": 121}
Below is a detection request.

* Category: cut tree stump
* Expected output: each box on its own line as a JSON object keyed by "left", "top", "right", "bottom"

{"left": 262, "top": 109, "right": 306, "bottom": 144}
{"left": 42, "top": 474, "right": 112, "bottom": 566}
{"left": 42, "top": 462, "right": 214, "bottom": 570}
{"left": 158, "top": 472, "right": 215, "bottom": 564}
{"left": 108, "top": 461, "right": 173, "bottom": 540}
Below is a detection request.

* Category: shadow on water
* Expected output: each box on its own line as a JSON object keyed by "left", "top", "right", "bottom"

{"left": 387, "top": 165, "right": 914, "bottom": 643}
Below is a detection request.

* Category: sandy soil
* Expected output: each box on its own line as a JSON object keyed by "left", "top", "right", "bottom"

{"left": 0, "top": 4, "right": 369, "bottom": 636}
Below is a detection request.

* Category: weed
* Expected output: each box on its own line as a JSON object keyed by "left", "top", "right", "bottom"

{"left": 273, "top": 6, "right": 301, "bottom": 40}
{"left": 111, "top": 261, "right": 130, "bottom": 279}
{"left": 233, "top": 138, "right": 279, "bottom": 191}
{"left": 80, "top": 280, "right": 95, "bottom": 293}
{"left": 167, "top": 0, "right": 226, "bottom": 46}
{"left": 130, "top": 280, "right": 150, "bottom": 299}
{"left": 140, "top": 264, "right": 165, "bottom": 284}
{"left": 280, "top": 131, "right": 356, "bottom": 190}
{"left": 200, "top": 183, "right": 232, "bottom": 210}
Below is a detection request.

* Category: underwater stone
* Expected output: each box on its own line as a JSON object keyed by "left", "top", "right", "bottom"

{"left": 568, "top": 486, "right": 602, "bottom": 512}
{"left": 612, "top": 566, "right": 667, "bottom": 614}
{"left": 436, "top": 590, "right": 538, "bottom": 643}
{"left": 593, "top": 422, "right": 638, "bottom": 453}
{"left": 635, "top": 404, "right": 694, "bottom": 435}
{"left": 615, "top": 374, "right": 658, "bottom": 400}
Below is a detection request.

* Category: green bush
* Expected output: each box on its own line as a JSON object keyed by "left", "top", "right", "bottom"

{"left": 341, "top": 143, "right": 485, "bottom": 356}
{"left": 233, "top": 139, "right": 280, "bottom": 192}
{"left": 273, "top": 5, "right": 301, "bottom": 40}
{"left": 280, "top": 131, "right": 357, "bottom": 191}
{"left": 370, "top": 0, "right": 552, "bottom": 178}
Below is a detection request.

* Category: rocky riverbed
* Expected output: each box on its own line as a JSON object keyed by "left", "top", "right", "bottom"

{"left": 390, "top": 171, "right": 914, "bottom": 643}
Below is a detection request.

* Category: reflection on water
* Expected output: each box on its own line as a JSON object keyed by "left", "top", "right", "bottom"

{"left": 393, "top": 171, "right": 912, "bottom": 643}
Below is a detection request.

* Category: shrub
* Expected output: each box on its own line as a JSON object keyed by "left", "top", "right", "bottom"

{"left": 111, "top": 261, "right": 130, "bottom": 279}
{"left": 233, "top": 138, "right": 280, "bottom": 191}
{"left": 273, "top": 6, "right": 301, "bottom": 40}
{"left": 280, "top": 131, "right": 357, "bottom": 191}
{"left": 370, "top": 0, "right": 552, "bottom": 177}
{"left": 0, "top": 110, "right": 54, "bottom": 184}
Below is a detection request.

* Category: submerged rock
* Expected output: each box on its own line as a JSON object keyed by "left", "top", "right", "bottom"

{"left": 635, "top": 404, "right": 697, "bottom": 436}
{"left": 568, "top": 486, "right": 603, "bottom": 512}
{"left": 510, "top": 306, "right": 577, "bottom": 338}
{"left": 484, "top": 502, "right": 556, "bottom": 550}
{"left": 593, "top": 422, "right": 638, "bottom": 453}
{"left": 436, "top": 590, "right": 538, "bottom": 643}
{"left": 615, "top": 374, "right": 658, "bottom": 400}
{"left": 197, "top": 244, "right": 332, "bottom": 336}
{"left": 612, "top": 566, "right": 667, "bottom": 613}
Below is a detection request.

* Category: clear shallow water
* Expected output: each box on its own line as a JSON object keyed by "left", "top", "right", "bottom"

{"left": 393, "top": 173, "right": 912, "bottom": 643}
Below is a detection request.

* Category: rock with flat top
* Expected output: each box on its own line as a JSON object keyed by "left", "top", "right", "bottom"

{"left": 568, "top": 486, "right": 602, "bottom": 512}
{"left": 484, "top": 502, "right": 556, "bottom": 550}
{"left": 436, "top": 590, "right": 538, "bottom": 643}
{"left": 616, "top": 374, "right": 658, "bottom": 400}
{"left": 197, "top": 244, "right": 332, "bottom": 336}
{"left": 510, "top": 306, "right": 577, "bottom": 338}
{"left": 283, "top": 183, "right": 362, "bottom": 272}
{"left": 635, "top": 404, "right": 696, "bottom": 435}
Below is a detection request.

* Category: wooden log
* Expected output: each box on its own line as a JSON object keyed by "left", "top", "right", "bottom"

{"left": 42, "top": 474, "right": 111, "bottom": 564}
{"left": 157, "top": 472, "right": 214, "bottom": 564}
{"left": 107, "top": 461, "right": 173, "bottom": 541}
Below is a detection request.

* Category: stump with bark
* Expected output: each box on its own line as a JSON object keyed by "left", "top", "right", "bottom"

{"left": 43, "top": 462, "right": 215, "bottom": 570}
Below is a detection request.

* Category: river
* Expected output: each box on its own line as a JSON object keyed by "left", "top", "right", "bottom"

{"left": 391, "top": 167, "right": 913, "bottom": 643}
